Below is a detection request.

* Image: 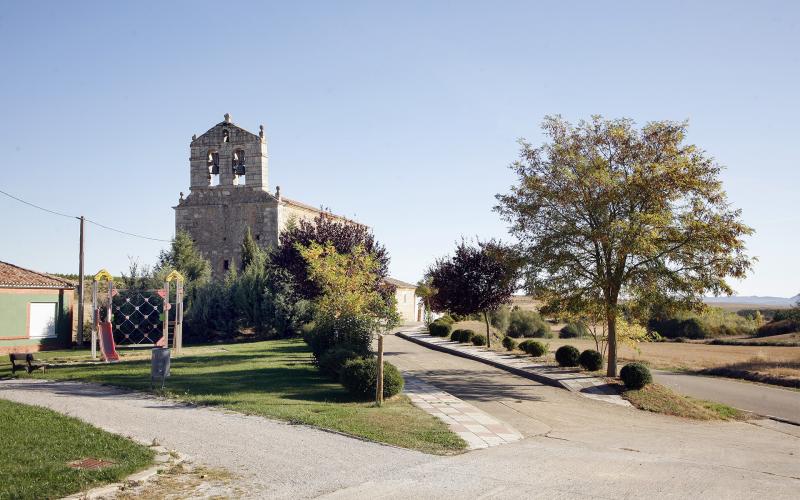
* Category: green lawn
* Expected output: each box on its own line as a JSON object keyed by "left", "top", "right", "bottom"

{"left": 0, "top": 399, "right": 154, "bottom": 500}
{"left": 10, "top": 339, "right": 465, "bottom": 455}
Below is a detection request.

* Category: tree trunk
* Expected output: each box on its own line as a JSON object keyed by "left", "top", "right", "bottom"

{"left": 483, "top": 310, "right": 491, "bottom": 349}
{"left": 606, "top": 310, "right": 617, "bottom": 377}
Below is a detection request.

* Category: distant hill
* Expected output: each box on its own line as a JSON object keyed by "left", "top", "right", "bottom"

{"left": 704, "top": 294, "right": 799, "bottom": 308}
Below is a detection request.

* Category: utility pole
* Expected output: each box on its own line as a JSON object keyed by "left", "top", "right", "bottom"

{"left": 77, "top": 216, "right": 85, "bottom": 344}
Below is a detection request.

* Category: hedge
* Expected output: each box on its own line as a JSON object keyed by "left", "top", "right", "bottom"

{"left": 620, "top": 363, "right": 652, "bottom": 389}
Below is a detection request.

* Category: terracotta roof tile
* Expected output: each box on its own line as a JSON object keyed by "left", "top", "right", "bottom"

{"left": 0, "top": 261, "right": 76, "bottom": 289}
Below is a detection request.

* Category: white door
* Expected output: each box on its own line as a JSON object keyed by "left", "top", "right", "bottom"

{"left": 29, "top": 302, "right": 57, "bottom": 338}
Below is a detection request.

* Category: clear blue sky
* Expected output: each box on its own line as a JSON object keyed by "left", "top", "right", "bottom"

{"left": 1, "top": 1, "right": 797, "bottom": 297}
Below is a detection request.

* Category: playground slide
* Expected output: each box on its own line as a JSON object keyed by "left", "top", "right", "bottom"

{"left": 96, "top": 311, "right": 120, "bottom": 362}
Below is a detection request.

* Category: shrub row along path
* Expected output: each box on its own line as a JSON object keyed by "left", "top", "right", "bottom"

{"left": 651, "top": 369, "right": 800, "bottom": 425}
{"left": 3, "top": 351, "right": 800, "bottom": 498}
{"left": 396, "top": 328, "right": 631, "bottom": 406}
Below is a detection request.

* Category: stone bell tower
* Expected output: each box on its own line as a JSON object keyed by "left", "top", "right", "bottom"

{"left": 188, "top": 113, "right": 269, "bottom": 191}
{"left": 175, "top": 114, "right": 280, "bottom": 277}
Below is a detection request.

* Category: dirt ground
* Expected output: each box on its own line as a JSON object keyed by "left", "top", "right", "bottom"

{"left": 449, "top": 319, "right": 800, "bottom": 383}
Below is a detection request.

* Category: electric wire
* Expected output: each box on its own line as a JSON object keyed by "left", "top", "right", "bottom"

{"left": 0, "top": 188, "right": 171, "bottom": 242}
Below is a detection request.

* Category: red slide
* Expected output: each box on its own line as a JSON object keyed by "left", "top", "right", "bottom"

{"left": 96, "top": 310, "right": 120, "bottom": 362}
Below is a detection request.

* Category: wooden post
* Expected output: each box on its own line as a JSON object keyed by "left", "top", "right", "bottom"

{"left": 376, "top": 334, "right": 385, "bottom": 406}
{"left": 77, "top": 216, "right": 85, "bottom": 344}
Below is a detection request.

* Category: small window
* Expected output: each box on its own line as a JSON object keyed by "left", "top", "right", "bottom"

{"left": 29, "top": 302, "right": 57, "bottom": 338}
{"left": 255, "top": 234, "right": 260, "bottom": 241}
{"left": 223, "top": 129, "right": 230, "bottom": 143}
{"left": 223, "top": 259, "right": 230, "bottom": 271}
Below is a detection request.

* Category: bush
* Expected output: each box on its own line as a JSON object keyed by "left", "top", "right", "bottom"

{"left": 507, "top": 309, "right": 551, "bottom": 338}
{"left": 340, "top": 357, "right": 404, "bottom": 400}
{"left": 305, "top": 316, "right": 372, "bottom": 361}
{"left": 438, "top": 314, "right": 456, "bottom": 324}
{"left": 620, "top": 362, "right": 652, "bottom": 389}
{"left": 428, "top": 320, "right": 452, "bottom": 337}
{"left": 471, "top": 334, "right": 487, "bottom": 346}
{"left": 519, "top": 339, "right": 547, "bottom": 357}
{"left": 648, "top": 308, "right": 757, "bottom": 339}
{"left": 318, "top": 347, "right": 361, "bottom": 379}
{"left": 555, "top": 345, "right": 580, "bottom": 367}
{"left": 559, "top": 322, "right": 588, "bottom": 339}
{"left": 578, "top": 350, "right": 603, "bottom": 371}
{"left": 451, "top": 329, "right": 475, "bottom": 343}
{"left": 756, "top": 319, "right": 800, "bottom": 337}
{"left": 502, "top": 336, "right": 517, "bottom": 351}
{"left": 490, "top": 306, "right": 511, "bottom": 333}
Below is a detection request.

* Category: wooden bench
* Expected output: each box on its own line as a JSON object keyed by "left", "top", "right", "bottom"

{"left": 8, "top": 353, "right": 45, "bottom": 375}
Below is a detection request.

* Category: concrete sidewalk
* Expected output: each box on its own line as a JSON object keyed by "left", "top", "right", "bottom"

{"left": 404, "top": 375, "right": 523, "bottom": 449}
{"left": 397, "top": 328, "right": 630, "bottom": 407}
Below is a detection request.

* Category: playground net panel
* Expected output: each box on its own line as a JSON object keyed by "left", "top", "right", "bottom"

{"left": 112, "top": 290, "right": 165, "bottom": 345}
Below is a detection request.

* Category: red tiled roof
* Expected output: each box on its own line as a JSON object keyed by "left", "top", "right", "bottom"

{"left": 0, "top": 261, "right": 76, "bottom": 289}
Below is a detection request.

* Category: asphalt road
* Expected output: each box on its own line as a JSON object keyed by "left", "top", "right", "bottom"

{"left": 652, "top": 370, "right": 800, "bottom": 424}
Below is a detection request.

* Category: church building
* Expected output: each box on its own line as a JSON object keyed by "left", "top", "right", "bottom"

{"left": 174, "top": 114, "right": 359, "bottom": 278}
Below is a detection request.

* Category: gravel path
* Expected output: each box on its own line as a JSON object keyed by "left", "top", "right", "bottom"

{"left": 0, "top": 379, "right": 432, "bottom": 499}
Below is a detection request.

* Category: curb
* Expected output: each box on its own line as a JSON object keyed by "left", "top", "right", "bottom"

{"left": 395, "top": 330, "right": 565, "bottom": 390}
{"left": 62, "top": 446, "right": 188, "bottom": 500}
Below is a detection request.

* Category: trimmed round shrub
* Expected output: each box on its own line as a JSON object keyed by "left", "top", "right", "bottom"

{"left": 555, "top": 345, "right": 580, "bottom": 367}
{"left": 451, "top": 329, "right": 474, "bottom": 343}
{"left": 502, "top": 336, "right": 517, "bottom": 351}
{"left": 428, "top": 320, "right": 452, "bottom": 337}
{"left": 620, "top": 362, "right": 652, "bottom": 389}
{"left": 318, "top": 347, "right": 361, "bottom": 379}
{"left": 559, "top": 322, "right": 588, "bottom": 339}
{"left": 507, "top": 309, "right": 551, "bottom": 338}
{"left": 471, "top": 334, "right": 487, "bottom": 346}
{"left": 519, "top": 339, "right": 547, "bottom": 357}
{"left": 578, "top": 349, "right": 603, "bottom": 371}
{"left": 340, "top": 357, "right": 405, "bottom": 399}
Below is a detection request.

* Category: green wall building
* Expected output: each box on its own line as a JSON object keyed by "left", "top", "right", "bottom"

{"left": 0, "top": 261, "right": 75, "bottom": 353}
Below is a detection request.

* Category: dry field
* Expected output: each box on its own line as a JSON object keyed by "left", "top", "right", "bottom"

{"left": 447, "top": 319, "right": 800, "bottom": 387}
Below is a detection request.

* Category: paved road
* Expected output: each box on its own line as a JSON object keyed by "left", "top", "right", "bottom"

{"left": 2, "top": 340, "right": 800, "bottom": 498}
{"left": 653, "top": 370, "right": 800, "bottom": 423}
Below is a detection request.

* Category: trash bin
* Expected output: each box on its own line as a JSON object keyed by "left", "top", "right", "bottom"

{"left": 151, "top": 347, "right": 171, "bottom": 388}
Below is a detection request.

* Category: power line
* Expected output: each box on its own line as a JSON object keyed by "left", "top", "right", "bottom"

{"left": 0, "top": 188, "right": 171, "bottom": 242}
{"left": 0, "top": 188, "right": 75, "bottom": 219}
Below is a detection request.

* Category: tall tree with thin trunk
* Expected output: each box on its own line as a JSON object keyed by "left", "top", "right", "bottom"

{"left": 496, "top": 115, "right": 753, "bottom": 376}
{"left": 426, "top": 240, "right": 519, "bottom": 348}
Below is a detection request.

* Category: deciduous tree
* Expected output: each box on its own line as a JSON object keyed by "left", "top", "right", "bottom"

{"left": 496, "top": 115, "right": 753, "bottom": 376}
{"left": 426, "top": 240, "right": 519, "bottom": 348}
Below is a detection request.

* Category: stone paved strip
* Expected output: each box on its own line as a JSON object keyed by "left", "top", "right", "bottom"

{"left": 404, "top": 376, "right": 523, "bottom": 449}
{"left": 397, "top": 329, "right": 631, "bottom": 407}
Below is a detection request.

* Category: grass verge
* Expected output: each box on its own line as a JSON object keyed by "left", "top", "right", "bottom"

{"left": 0, "top": 399, "right": 154, "bottom": 500}
{"left": 13, "top": 339, "right": 465, "bottom": 455}
{"left": 621, "top": 383, "right": 747, "bottom": 421}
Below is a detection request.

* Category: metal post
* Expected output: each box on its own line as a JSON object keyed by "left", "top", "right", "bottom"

{"left": 162, "top": 280, "right": 170, "bottom": 349}
{"left": 91, "top": 280, "right": 98, "bottom": 360}
{"left": 174, "top": 279, "right": 183, "bottom": 354}
{"left": 77, "top": 216, "right": 85, "bottom": 344}
{"left": 376, "top": 334, "right": 385, "bottom": 406}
